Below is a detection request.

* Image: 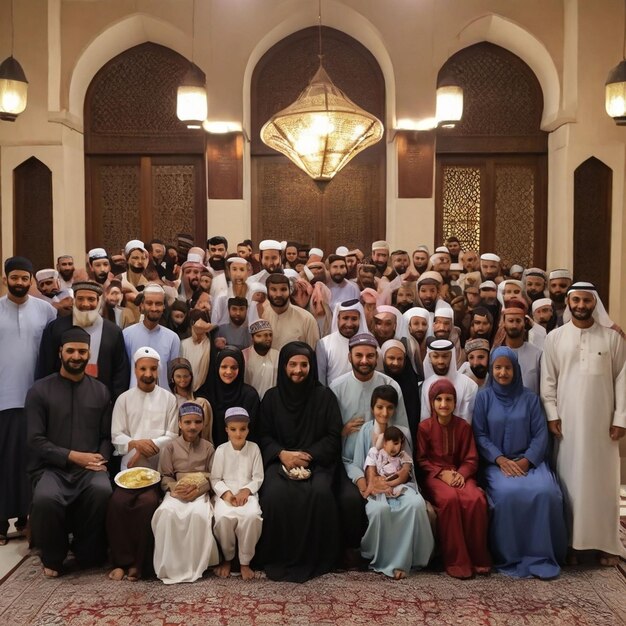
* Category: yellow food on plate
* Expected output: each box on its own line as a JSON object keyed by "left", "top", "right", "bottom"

{"left": 117, "top": 468, "right": 159, "bottom": 489}
{"left": 177, "top": 472, "right": 207, "bottom": 487}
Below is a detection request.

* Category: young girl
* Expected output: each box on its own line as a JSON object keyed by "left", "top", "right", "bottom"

{"left": 350, "top": 385, "right": 434, "bottom": 579}
{"left": 152, "top": 402, "right": 219, "bottom": 584}
{"left": 364, "top": 426, "right": 413, "bottom": 498}
{"left": 168, "top": 357, "right": 213, "bottom": 442}
{"left": 417, "top": 379, "right": 491, "bottom": 579}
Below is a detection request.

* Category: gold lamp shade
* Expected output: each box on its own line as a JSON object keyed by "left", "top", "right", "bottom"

{"left": 260, "top": 64, "right": 384, "bottom": 181}
{"left": 605, "top": 59, "right": 626, "bottom": 125}
{"left": 0, "top": 56, "right": 28, "bottom": 122}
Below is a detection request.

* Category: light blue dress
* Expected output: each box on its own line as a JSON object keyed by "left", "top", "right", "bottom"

{"left": 349, "top": 421, "right": 434, "bottom": 577}
{"left": 472, "top": 346, "right": 567, "bottom": 578}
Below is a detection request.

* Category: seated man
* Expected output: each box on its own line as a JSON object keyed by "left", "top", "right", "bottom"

{"left": 26, "top": 327, "right": 112, "bottom": 577}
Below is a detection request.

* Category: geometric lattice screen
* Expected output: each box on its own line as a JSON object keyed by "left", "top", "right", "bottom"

{"left": 441, "top": 165, "right": 481, "bottom": 251}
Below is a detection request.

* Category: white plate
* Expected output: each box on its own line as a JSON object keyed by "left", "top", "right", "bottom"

{"left": 114, "top": 467, "right": 161, "bottom": 490}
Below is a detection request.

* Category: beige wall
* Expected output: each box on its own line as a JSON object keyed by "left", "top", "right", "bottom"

{"left": 1, "top": 0, "right": 625, "bottom": 326}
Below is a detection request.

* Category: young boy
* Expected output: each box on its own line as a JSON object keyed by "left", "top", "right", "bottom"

{"left": 211, "top": 407, "right": 263, "bottom": 580}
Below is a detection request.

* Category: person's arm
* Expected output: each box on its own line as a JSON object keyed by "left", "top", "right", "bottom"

{"left": 416, "top": 422, "right": 447, "bottom": 479}
{"left": 111, "top": 395, "right": 132, "bottom": 455}
{"left": 153, "top": 395, "right": 179, "bottom": 449}
{"left": 315, "top": 340, "right": 329, "bottom": 386}
{"left": 98, "top": 394, "right": 113, "bottom": 461}
{"left": 158, "top": 441, "right": 177, "bottom": 492}
{"left": 35, "top": 320, "right": 58, "bottom": 380}
{"left": 385, "top": 461, "right": 412, "bottom": 488}
{"left": 111, "top": 329, "right": 131, "bottom": 401}
{"left": 305, "top": 313, "right": 321, "bottom": 350}
{"left": 304, "top": 391, "right": 342, "bottom": 467}
{"left": 471, "top": 392, "right": 504, "bottom": 464}
{"left": 540, "top": 334, "right": 561, "bottom": 436}
{"left": 241, "top": 443, "right": 264, "bottom": 495}
{"left": 610, "top": 332, "right": 626, "bottom": 430}
{"left": 210, "top": 446, "right": 231, "bottom": 498}
{"left": 455, "top": 421, "right": 479, "bottom": 479}
{"left": 522, "top": 393, "right": 548, "bottom": 468}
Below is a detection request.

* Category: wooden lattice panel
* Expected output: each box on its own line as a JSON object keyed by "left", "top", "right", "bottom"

{"left": 441, "top": 165, "right": 481, "bottom": 251}
{"left": 151, "top": 164, "right": 195, "bottom": 244}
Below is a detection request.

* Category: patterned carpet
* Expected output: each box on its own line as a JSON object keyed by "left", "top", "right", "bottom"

{"left": 0, "top": 555, "right": 625, "bottom": 626}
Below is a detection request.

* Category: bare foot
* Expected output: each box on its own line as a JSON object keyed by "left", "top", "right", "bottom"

{"left": 474, "top": 566, "right": 491, "bottom": 575}
{"left": 108, "top": 568, "right": 125, "bottom": 581}
{"left": 240, "top": 564, "right": 256, "bottom": 580}
{"left": 214, "top": 561, "right": 232, "bottom": 578}
{"left": 127, "top": 567, "right": 140, "bottom": 582}
{"left": 393, "top": 569, "right": 406, "bottom": 580}
{"left": 43, "top": 567, "right": 59, "bottom": 578}
{"left": 598, "top": 552, "right": 619, "bottom": 567}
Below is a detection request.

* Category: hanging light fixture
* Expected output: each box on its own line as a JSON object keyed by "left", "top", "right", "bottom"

{"left": 605, "top": 1, "right": 626, "bottom": 124}
{"left": 436, "top": 76, "right": 463, "bottom": 129}
{"left": 177, "top": 0, "right": 207, "bottom": 129}
{"left": 260, "top": 1, "right": 384, "bottom": 181}
{"left": 0, "top": 0, "right": 28, "bottom": 122}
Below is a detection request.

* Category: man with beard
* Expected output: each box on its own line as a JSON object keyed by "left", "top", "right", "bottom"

{"left": 478, "top": 280, "right": 501, "bottom": 325}
{"left": 26, "top": 327, "right": 112, "bottom": 577}
{"left": 532, "top": 297, "right": 557, "bottom": 333}
{"left": 412, "top": 246, "right": 430, "bottom": 275}
{"left": 356, "top": 264, "right": 377, "bottom": 291}
{"left": 123, "top": 284, "right": 180, "bottom": 389}
{"left": 479, "top": 253, "right": 502, "bottom": 283}
{"left": 432, "top": 303, "right": 465, "bottom": 367}
{"left": 445, "top": 237, "right": 462, "bottom": 264}
{"left": 35, "top": 269, "right": 61, "bottom": 299}
{"left": 369, "top": 240, "right": 394, "bottom": 281}
{"left": 211, "top": 256, "right": 252, "bottom": 326}
{"left": 316, "top": 299, "right": 368, "bottom": 385}
{"left": 242, "top": 319, "right": 279, "bottom": 399}
{"left": 392, "top": 282, "right": 416, "bottom": 314}
{"left": 205, "top": 235, "right": 229, "bottom": 298}
{"left": 56, "top": 255, "right": 76, "bottom": 290}
{"left": 372, "top": 306, "right": 403, "bottom": 347}
{"left": 178, "top": 249, "right": 206, "bottom": 302}
{"left": 403, "top": 306, "right": 430, "bottom": 367}
{"left": 0, "top": 256, "right": 56, "bottom": 546}
{"left": 248, "top": 240, "right": 284, "bottom": 285}
{"left": 548, "top": 268, "right": 572, "bottom": 324}
{"left": 118, "top": 240, "right": 150, "bottom": 322}
{"left": 541, "top": 282, "right": 626, "bottom": 567}
{"left": 88, "top": 248, "right": 113, "bottom": 286}
{"left": 217, "top": 297, "right": 251, "bottom": 350}
{"left": 499, "top": 301, "right": 542, "bottom": 393}
{"left": 458, "top": 338, "right": 490, "bottom": 387}
{"left": 37, "top": 281, "right": 130, "bottom": 401}
{"left": 327, "top": 254, "right": 360, "bottom": 309}
{"left": 469, "top": 306, "right": 494, "bottom": 343}
{"left": 416, "top": 271, "right": 444, "bottom": 320}
{"left": 146, "top": 239, "right": 167, "bottom": 281}
{"left": 344, "top": 249, "right": 362, "bottom": 280}
{"left": 107, "top": 347, "right": 178, "bottom": 581}
{"left": 260, "top": 273, "right": 319, "bottom": 351}
{"left": 461, "top": 250, "right": 480, "bottom": 273}
{"left": 523, "top": 268, "right": 548, "bottom": 302}
{"left": 419, "top": 339, "right": 477, "bottom": 424}
{"left": 391, "top": 250, "right": 410, "bottom": 276}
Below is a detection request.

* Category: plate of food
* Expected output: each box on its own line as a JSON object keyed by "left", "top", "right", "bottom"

{"left": 115, "top": 467, "right": 161, "bottom": 490}
{"left": 281, "top": 464, "right": 311, "bottom": 481}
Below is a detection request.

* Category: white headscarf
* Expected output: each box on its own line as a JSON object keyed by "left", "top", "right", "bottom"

{"left": 422, "top": 339, "right": 458, "bottom": 382}
{"left": 497, "top": 279, "right": 524, "bottom": 307}
{"left": 374, "top": 305, "right": 408, "bottom": 341}
{"left": 330, "top": 299, "right": 369, "bottom": 335}
{"left": 563, "top": 282, "right": 615, "bottom": 328}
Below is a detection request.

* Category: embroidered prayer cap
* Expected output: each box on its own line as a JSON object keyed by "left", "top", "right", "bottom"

{"left": 179, "top": 402, "right": 204, "bottom": 418}
{"left": 225, "top": 406, "right": 250, "bottom": 423}
{"left": 371, "top": 240, "right": 390, "bottom": 251}
{"left": 133, "top": 346, "right": 161, "bottom": 363}
{"left": 509, "top": 264, "right": 524, "bottom": 275}
{"left": 143, "top": 283, "right": 166, "bottom": 295}
{"left": 348, "top": 332, "right": 379, "bottom": 349}
{"left": 464, "top": 338, "right": 490, "bottom": 354}
{"left": 36, "top": 269, "right": 58, "bottom": 282}
{"left": 335, "top": 246, "right": 349, "bottom": 257}
{"left": 479, "top": 280, "right": 497, "bottom": 290}
{"left": 416, "top": 271, "right": 443, "bottom": 286}
{"left": 124, "top": 239, "right": 147, "bottom": 257}
{"left": 380, "top": 339, "right": 406, "bottom": 356}
{"left": 402, "top": 306, "right": 430, "bottom": 323}
{"left": 249, "top": 319, "right": 272, "bottom": 335}
{"left": 524, "top": 267, "right": 547, "bottom": 278}
{"left": 480, "top": 253, "right": 501, "bottom": 263}
{"left": 72, "top": 281, "right": 103, "bottom": 296}
{"left": 532, "top": 297, "right": 553, "bottom": 313}
{"left": 259, "top": 239, "right": 282, "bottom": 251}
{"left": 4, "top": 256, "right": 33, "bottom": 276}
{"left": 88, "top": 248, "right": 108, "bottom": 262}
{"left": 549, "top": 269, "right": 572, "bottom": 281}
{"left": 61, "top": 326, "right": 91, "bottom": 346}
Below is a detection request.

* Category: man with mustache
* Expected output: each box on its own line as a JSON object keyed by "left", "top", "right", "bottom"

{"left": 88, "top": 248, "right": 113, "bottom": 286}
{"left": 107, "top": 346, "right": 178, "bottom": 581}
{"left": 0, "top": 256, "right": 57, "bottom": 547}
{"left": 206, "top": 235, "right": 229, "bottom": 298}
{"left": 26, "top": 326, "right": 112, "bottom": 577}
{"left": 37, "top": 281, "right": 130, "bottom": 401}
{"left": 458, "top": 338, "right": 490, "bottom": 387}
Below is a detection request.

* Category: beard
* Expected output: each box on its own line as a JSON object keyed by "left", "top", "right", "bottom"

{"left": 527, "top": 291, "right": 544, "bottom": 302}
{"left": 59, "top": 269, "right": 74, "bottom": 281}
{"left": 395, "top": 302, "right": 413, "bottom": 314}
{"left": 505, "top": 328, "right": 524, "bottom": 339}
{"left": 330, "top": 273, "right": 346, "bottom": 284}
{"left": 73, "top": 307, "right": 101, "bottom": 328}
{"left": 268, "top": 294, "right": 288, "bottom": 308}
{"left": 571, "top": 308, "right": 593, "bottom": 321}
{"left": 94, "top": 271, "right": 108, "bottom": 284}
{"left": 209, "top": 257, "right": 226, "bottom": 272}
{"left": 470, "top": 364, "right": 488, "bottom": 379}
{"left": 551, "top": 293, "right": 566, "bottom": 304}
{"left": 129, "top": 264, "right": 145, "bottom": 274}
{"left": 61, "top": 356, "right": 88, "bottom": 375}
{"left": 8, "top": 283, "right": 29, "bottom": 298}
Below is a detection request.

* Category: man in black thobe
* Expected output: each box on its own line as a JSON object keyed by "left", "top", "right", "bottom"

{"left": 26, "top": 327, "right": 112, "bottom": 577}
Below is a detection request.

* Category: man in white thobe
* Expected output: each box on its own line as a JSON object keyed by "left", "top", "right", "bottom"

{"left": 541, "top": 282, "right": 626, "bottom": 564}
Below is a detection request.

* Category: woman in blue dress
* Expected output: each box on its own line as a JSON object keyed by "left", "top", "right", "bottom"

{"left": 349, "top": 385, "right": 434, "bottom": 579}
{"left": 472, "top": 346, "right": 567, "bottom": 578}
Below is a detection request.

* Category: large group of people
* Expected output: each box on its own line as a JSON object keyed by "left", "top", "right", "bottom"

{"left": 0, "top": 233, "right": 624, "bottom": 586}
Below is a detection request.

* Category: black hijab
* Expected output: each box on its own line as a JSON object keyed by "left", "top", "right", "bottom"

{"left": 275, "top": 341, "right": 319, "bottom": 414}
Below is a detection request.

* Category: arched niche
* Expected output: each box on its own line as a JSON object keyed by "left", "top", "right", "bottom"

{"left": 13, "top": 157, "right": 53, "bottom": 271}
{"left": 84, "top": 42, "right": 206, "bottom": 253}
{"left": 435, "top": 42, "right": 547, "bottom": 268}
{"left": 250, "top": 26, "right": 386, "bottom": 253}
{"left": 573, "top": 157, "right": 612, "bottom": 307}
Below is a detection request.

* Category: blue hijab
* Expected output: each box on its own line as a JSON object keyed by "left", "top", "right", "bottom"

{"left": 486, "top": 346, "right": 524, "bottom": 406}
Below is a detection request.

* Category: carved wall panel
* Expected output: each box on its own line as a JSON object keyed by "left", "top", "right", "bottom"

{"left": 13, "top": 157, "right": 53, "bottom": 271}
{"left": 151, "top": 164, "right": 195, "bottom": 244}
{"left": 574, "top": 157, "right": 612, "bottom": 307}
{"left": 440, "top": 165, "right": 481, "bottom": 251}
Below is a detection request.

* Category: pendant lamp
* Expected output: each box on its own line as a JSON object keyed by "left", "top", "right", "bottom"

{"left": 0, "top": 1, "right": 28, "bottom": 122}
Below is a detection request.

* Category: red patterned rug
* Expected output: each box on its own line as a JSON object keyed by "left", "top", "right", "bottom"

{"left": 0, "top": 555, "right": 624, "bottom": 626}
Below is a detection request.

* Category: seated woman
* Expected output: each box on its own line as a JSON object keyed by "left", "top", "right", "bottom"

{"left": 417, "top": 379, "right": 491, "bottom": 579}
{"left": 350, "top": 385, "right": 434, "bottom": 579}
{"left": 256, "top": 341, "right": 343, "bottom": 582}
{"left": 472, "top": 346, "right": 567, "bottom": 579}
{"left": 152, "top": 402, "right": 219, "bottom": 584}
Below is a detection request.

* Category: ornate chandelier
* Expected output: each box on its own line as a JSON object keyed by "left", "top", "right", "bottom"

{"left": 260, "top": 1, "right": 383, "bottom": 181}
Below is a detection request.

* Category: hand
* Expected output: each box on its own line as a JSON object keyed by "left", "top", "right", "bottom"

{"left": 126, "top": 450, "right": 144, "bottom": 468}
{"left": 402, "top": 269, "right": 418, "bottom": 283}
{"left": 369, "top": 475, "right": 392, "bottom": 496}
{"left": 129, "top": 439, "right": 159, "bottom": 457}
{"left": 341, "top": 416, "right": 365, "bottom": 437}
{"left": 609, "top": 425, "right": 626, "bottom": 441}
{"left": 279, "top": 450, "right": 312, "bottom": 470}
{"left": 515, "top": 458, "right": 530, "bottom": 473}
{"left": 68, "top": 451, "right": 107, "bottom": 470}
{"left": 450, "top": 472, "right": 465, "bottom": 488}
{"left": 173, "top": 483, "right": 198, "bottom": 501}
{"left": 496, "top": 456, "right": 527, "bottom": 477}
{"left": 221, "top": 491, "right": 236, "bottom": 505}
{"left": 610, "top": 323, "right": 626, "bottom": 340}
{"left": 437, "top": 469, "right": 457, "bottom": 486}
{"left": 547, "top": 419, "right": 562, "bottom": 439}
{"left": 233, "top": 489, "right": 251, "bottom": 506}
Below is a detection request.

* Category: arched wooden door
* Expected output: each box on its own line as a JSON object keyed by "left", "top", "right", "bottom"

{"left": 251, "top": 27, "right": 386, "bottom": 253}
{"left": 84, "top": 42, "right": 207, "bottom": 255}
